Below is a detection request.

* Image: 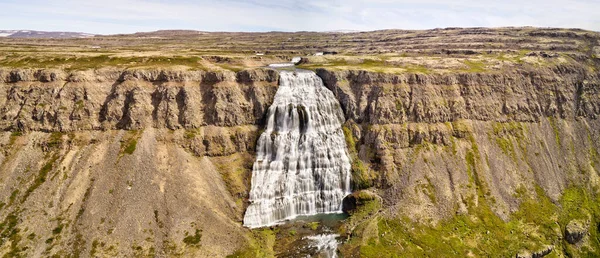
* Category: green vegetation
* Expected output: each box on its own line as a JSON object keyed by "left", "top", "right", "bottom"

{"left": 0, "top": 211, "right": 23, "bottom": 257}
{"left": 461, "top": 60, "right": 487, "bottom": 73}
{"left": 548, "top": 116, "right": 561, "bottom": 148}
{"left": 119, "top": 130, "right": 142, "bottom": 156}
{"left": 0, "top": 54, "right": 206, "bottom": 71}
{"left": 343, "top": 183, "right": 600, "bottom": 257}
{"left": 183, "top": 229, "right": 202, "bottom": 246}
{"left": 305, "top": 222, "right": 320, "bottom": 231}
{"left": 227, "top": 228, "right": 276, "bottom": 258}
{"left": 342, "top": 125, "right": 376, "bottom": 189}
{"left": 298, "top": 57, "right": 431, "bottom": 74}
{"left": 490, "top": 122, "right": 527, "bottom": 162}
{"left": 21, "top": 154, "right": 60, "bottom": 203}
{"left": 420, "top": 177, "right": 437, "bottom": 204}
{"left": 47, "top": 132, "right": 63, "bottom": 149}
{"left": 124, "top": 140, "right": 137, "bottom": 155}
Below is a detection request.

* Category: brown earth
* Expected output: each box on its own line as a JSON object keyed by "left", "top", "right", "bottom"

{"left": 0, "top": 27, "right": 599, "bottom": 257}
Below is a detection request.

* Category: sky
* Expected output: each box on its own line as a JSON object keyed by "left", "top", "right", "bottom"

{"left": 0, "top": 0, "right": 599, "bottom": 34}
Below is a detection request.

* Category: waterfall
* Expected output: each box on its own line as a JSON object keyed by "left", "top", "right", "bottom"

{"left": 243, "top": 70, "right": 352, "bottom": 228}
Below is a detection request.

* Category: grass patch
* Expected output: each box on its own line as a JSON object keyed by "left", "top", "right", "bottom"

{"left": 227, "top": 228, "right": 276, "bottom": 258}
{"left": 342, "top": 125, "right": 376, "bottom": 189}
{"left": 183, "top": 229, "right": 202, "bottom": 246}
{"left": 0, "top": 54, "right": 207, "bottom": 71}
{"left": 119, "top": 130, "right": 142, "bottom": 156}
{"left": 548, "top": 117, "right": 561, "bottom": 148}
{"left": 124, "top": 139, "right": 137, "bottom": 155}
{"left": 461, "top": 60, "right": 487, "bottom": 73}
{"left": 345, "top": 184, "right": 600, "bottom": 257}
{"left": 21, "top": 154, "right": 60, "bottom": 203}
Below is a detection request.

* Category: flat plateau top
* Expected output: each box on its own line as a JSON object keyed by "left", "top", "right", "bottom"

{"left": 0, "top": 27, "right": 598, "bottom": 73}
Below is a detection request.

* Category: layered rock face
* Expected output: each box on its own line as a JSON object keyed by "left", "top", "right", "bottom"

{"left": 0, "top": 68, "right": 280, "bottom": 257}
{"left": 317, "top": 64, "right": 600, "bottom": 223}
{"left": 0, "top": 68, "right": 279, "bottom": 132}
{"left": 0, "top": 63, "right": 599, "bottom": 257}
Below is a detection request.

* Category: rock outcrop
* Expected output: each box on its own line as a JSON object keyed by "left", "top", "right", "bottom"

{"left": 0, "top": 68, "right": 279, "bottom": 132}
{"left": 565, "top": 220, "right": 588, "bottom": 244}
{"left": 316, "top": 65, "right": 600, "bottom": 224}
{"left": 516, "top": 245, "right": 554, "bottom": 258}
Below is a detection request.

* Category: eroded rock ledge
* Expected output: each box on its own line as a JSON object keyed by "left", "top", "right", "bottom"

{"left": 0, "top": 68, "right": 279, "bottom": 132}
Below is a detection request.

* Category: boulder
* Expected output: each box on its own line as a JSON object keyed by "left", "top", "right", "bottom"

{"left": 342, "top": 190, "right": 377, "bottom": 214}
{"left": 565, "top": 220, "right": 587, "bottom": 244}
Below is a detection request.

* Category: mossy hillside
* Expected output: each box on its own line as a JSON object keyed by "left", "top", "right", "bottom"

{"left": 342, "top": 125, "right": 377, "bottom": 190}
{"left": 211, "top": 153, "right": 255, "bottom": 212}
{"left": 339, "top": 125, "right": 600, "bottom": 257}
{"left": 0, "top": 54, "right": 207, "bottom": 71}
{"left": 344, "top": 183, "right": 600, "bottom": 257}
{"left": 345, "top": 184, "right": 600, "bottom": 257}
{"left": 227, "top": 228, "right": 276, "bottom": 258}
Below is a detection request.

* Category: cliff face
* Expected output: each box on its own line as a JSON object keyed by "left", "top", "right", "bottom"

{"left": 0, "top": 68, "right": 279, "bottom": 131}
{"left": 317, "top": 65, "right": 600, "bottom": 215}
{"left": 0, "top": 64, "right": 599, "bottom": 257}
{"left": 0, "top": 68, "right": 280, "bottom": 257}
{"left": 317, "top": 65, "right": 600, "bottom": 256}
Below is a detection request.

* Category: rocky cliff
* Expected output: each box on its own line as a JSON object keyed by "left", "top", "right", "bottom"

{"left": 0, "top": 62, "right": 599, "bottom": 257}
{"left": 0, "top": 68, "right": 280, "bottom": 257}
{"left": 317, "top": 64, "right": 600, "bottom": 256}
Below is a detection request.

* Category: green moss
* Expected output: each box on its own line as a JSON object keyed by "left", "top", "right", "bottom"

{"left": 394, "top": 100, "right": 403, "bottom": 111}
{"left": 339, "top": 194, "right": 382, "bottom": 239}
{"left": 461, "top": 60, "right": 487, "bottom": 73}
{"left": 183, "top": 229, "right": 202, "bottom": 246}
{"left": 46, "top": 132, "right": 63, "bottom": 149}
{"left": 90, "top": 239, "right": 100, "bottom": 257}
{"left": 9, "top": 189, "right": 19, "bottom": 205}
{"left": 124, "top": 140, "right": 137, "bottom": 155}
{"left": 120, "top": 130, "right": 142, "bottom": 156}
{"left": 227, "top": 228, "right": 276, "bottom": 258}
{"left": 342, "top": 125, "right": 376, "bottom": 189}
{"left": 306, "top": 222, "right": 320, "bottom": 231}
{"left": 402, "top": 64, "right": 431, "bottom": 74}
{"left": 342, "top": 126, "right": 356, "bottom": 150}
{"left": 184, "top": 129, "right": 198, "bottom": 140}
{"left": 0, "top": 211, "right": 23, "bottom": 256}
{"left": 22, "top": 154, "right": 60, "bottom": 203}
{"left": 347, "top": 184, "right": 600, "bottom": 257}
{"left": 0, "top": 54, "right": 207, "bottom": 70}
{"left": 548, "top": 117, "right": 561, "bottom": 148}
{"left": 52, "top": 223, "right": 64, "bottom": 235}
{"left": 421, "top": 177, "right": 437, "bottom": 204}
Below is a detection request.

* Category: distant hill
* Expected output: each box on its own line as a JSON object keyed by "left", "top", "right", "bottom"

{"left": 0, "top": 30, "right": 95, "bottom": 38}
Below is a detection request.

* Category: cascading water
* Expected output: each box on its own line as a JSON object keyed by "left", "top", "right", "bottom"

{"left": 243, "top": 70, "right": 352, "bottom": 228}
{"left": 305, "top": 234, "right": 340, "bottom": 258}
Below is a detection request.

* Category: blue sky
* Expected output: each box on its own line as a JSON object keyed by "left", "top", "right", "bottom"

{"left": 1, "top": 0, "right": 599, "bottom": 34}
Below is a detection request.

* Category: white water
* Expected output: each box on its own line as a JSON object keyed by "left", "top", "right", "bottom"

{"left": 305, "top": 234, "right": 340, "bottom": 258}
{"left": 268, "top": 63, "right": 295, "bottom": 68}
{"left": 243, "top": 70, "right": 352, "bottom": 228}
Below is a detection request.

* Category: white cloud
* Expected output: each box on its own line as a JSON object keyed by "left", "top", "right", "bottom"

{"left": 0, "top": 0, "right": 597, "bottom": 34}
